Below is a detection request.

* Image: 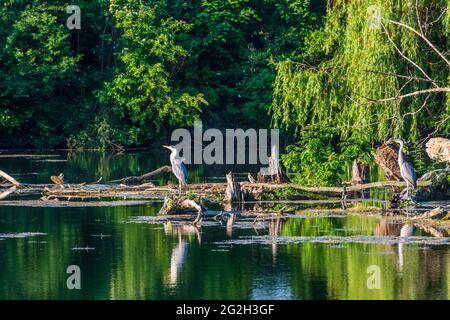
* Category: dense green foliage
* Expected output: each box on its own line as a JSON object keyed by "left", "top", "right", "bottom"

{"left": 0, "top": 1, "right": 448, "bottom": 185}
{"left": 0, "top": 0, "right": 323, "bottom": 148}
{"left": 273, "top": 0, "right": 449, "bottom": 185}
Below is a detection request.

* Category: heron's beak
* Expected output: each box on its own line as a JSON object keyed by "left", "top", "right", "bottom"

{"left": 162, "top": 145, "right": 171, "bottom": 150}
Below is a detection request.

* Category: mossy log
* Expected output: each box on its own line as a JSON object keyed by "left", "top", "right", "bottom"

{"left": 35, "top": 179, "right": 433, "bottom": 201}
{"left": 158, "top": 197, "right": 206, "bottom": 225}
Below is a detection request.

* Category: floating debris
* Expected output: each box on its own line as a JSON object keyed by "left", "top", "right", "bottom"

{"left": 90, "top": 233, "right": 112, "bottom": 239}
{"left": 33, "top": 159, "right": 68, "bottom": 163}
{"left": 0, "top": 200, "right": 155, "bottom": 208}
{"left": 216, "top": 235, "right": 450, "bottom": 246}
{"left": 72, "top": 245, "right": 95, "bottom": 251}
{"left": 0, "top": 232, "right": 46, "bottom": 239}
{"left": 0, "top": 154, "right": 60, "bottom": 158}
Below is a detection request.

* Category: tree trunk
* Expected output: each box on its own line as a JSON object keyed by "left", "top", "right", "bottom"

{"left": 351, "top": 160, "right": 370, "bottom": 184}
{"left": 257, "top": 144, "right": 289, "bottom": 183}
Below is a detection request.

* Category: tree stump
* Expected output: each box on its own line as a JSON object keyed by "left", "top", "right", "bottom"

{"left": 257, "top": 144, "right": 289, "bottom": 183}
{"left": 224, "top": 172, "right": 241, "bottom": 203}
{"left": 351, "top": 160, "right": 370, "bottom": 184}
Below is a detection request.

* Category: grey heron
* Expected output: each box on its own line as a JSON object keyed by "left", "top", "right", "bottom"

{"left": 163, "top": 145, "right": 188, "bottom": 191}
{"left": 392, "top": 139, "right": 417, "bottom": 196}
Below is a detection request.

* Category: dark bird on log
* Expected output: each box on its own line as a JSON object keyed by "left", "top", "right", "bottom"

{"left": 163, "top": 145, "right": 188, "bottom": 191}
{"left": 391, "top": 139, "right": 417, "bottom": 196}
{"left": 50, "top": 173, "right": 65, "bottom": 187}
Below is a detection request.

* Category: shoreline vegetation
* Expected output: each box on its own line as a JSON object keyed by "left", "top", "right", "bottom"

{"left": 0, "top": 1, "right": 448, "bottom": 189}
{"left": 1, "top": 150, "right": 448, "bottom": 230}
{"left": 0, "top": 1, "right": 449, "bottom": 229}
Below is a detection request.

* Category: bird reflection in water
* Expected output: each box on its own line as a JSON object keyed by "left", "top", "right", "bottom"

{"left": 269, "top": 217, "right": 284, "bottom": 262}
{"left": 398, "top": 224, "right": 415, "bottom": 271}
{"left": 374, "top": 219, "right": 415, "bottom": 272}
{"left": 163, "top": 221, "right": 201, "bottom": 287}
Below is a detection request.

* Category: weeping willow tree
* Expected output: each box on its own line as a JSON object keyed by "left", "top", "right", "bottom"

{"left": 272, "top": 0, "right": 449, "bottom": 185}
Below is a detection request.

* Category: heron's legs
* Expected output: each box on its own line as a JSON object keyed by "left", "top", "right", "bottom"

{"left": 405, "top": 182, "right": 410, "bottom": 198}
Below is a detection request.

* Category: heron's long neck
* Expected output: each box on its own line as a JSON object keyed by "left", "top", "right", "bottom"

{"left": 170, "top": 150, "right": 178, "bottom": 162}
{"left": 397, "top": 142, "right": 404, "bottom": 165}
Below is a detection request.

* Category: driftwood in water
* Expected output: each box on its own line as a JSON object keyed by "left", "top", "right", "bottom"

{"left": 426, "top": 137, "right": 450, "bottom": 163}
{"left": 351, "top": 161, "right": 370, "bottom": 184}
{"left": 242, "top": 180, "right": 432, "bottom": 193}
{"left": 159, "top": 197, "right": 205, "bottom": 225}
{"left": 0, "top": 170, "right": 20, "bottom": 186}
{"left": 412, "top": 207, "right": 449, "bottom": 221}
{"left": 39, "top": 179, "right": 434, "bottom": 202}
{"left": 224, "top": 172, "right": 241, "bottom": 203}
{"left": 117, "top": 165, "right": 172, "bottom": 184}
{"left": 0, "top": 186, "right": 16, "bottom": 200}
{"left": 416, "top": 168, "right": 449, "bottom": 200}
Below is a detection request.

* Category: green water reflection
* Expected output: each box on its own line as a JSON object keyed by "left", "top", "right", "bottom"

{"left": 0, "top": 152, "right": 448, "bottom": 300}
{"left": 0, "top": 205, "right": 449, "bottom": 300}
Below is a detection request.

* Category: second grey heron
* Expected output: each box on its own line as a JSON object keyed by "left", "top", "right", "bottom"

{"left": 392, "top": 139, "right": 417, "bottom": 196}
{"left": 163, "top": 145, "right": 188, "bottom": 191}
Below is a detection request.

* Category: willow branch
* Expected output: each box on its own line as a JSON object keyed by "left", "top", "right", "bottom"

{"left": 368, "top": 87, "right": 450, "bottom": 102}
{"left": 384, "top": 18, "right": 450, "bottom": 67}
{"left": 381, "top": 23, "right": 438, "bottom": 87}
{"left": 363, "top": 69, "right": 444, "bottom": 83}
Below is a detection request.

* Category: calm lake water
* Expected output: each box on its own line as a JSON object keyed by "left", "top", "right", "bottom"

{"left": 0, "top": 151, "right": 449, "bottom": 300}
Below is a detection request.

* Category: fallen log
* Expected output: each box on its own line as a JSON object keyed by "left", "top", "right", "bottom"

{"left": 39, "top": 179, "right": 434, "bottom": 202}
{"left": 416, "top": 168, "right": 449, "bottom": 201}
{"left": 0, "top": 170, "right": 20, "bottom": 186}
{"left": 0, "top": 186, "right": 16, "bottom": 200}
{"left": 412, "top": 207, "right": 449, "bottom": 220}
{"left": 240, "top": 180, "right": 432, "bottom": 193}
{"left": 115, "top": 165, "right": 172, "bottom": 184}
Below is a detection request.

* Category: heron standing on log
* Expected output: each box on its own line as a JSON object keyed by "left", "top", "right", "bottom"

{"left": 392, "top": 139, "right": 417, "bottom": 197}
{"left": 163, "top": 145, "right": 188, "bottom": 192}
